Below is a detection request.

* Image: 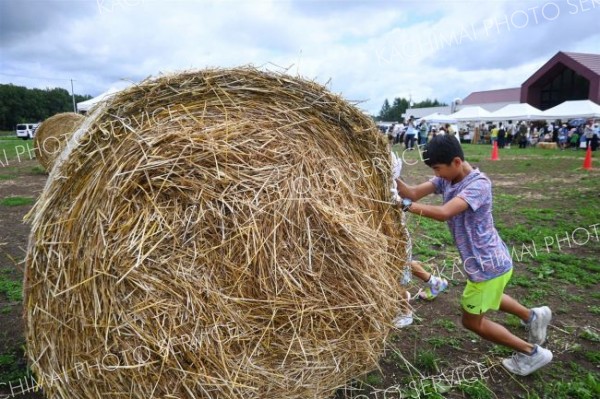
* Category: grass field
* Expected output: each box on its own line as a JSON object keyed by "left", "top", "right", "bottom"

{"left": 0, "top": 142, "right": 598, "bottom": 398}
{"left": 0, "top": 136, "right": 35, "bottom": 164}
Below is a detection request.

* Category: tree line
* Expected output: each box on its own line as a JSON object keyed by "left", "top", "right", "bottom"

{"left": 377, "top": 97, "right": 447, "bottom": 122}
{"left": 0, "top": 84, "right": 92, "bottom": 131}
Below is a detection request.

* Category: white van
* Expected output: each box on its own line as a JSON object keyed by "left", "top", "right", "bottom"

{"left": 16, "top": 123, "right": 39, "bottom": 140}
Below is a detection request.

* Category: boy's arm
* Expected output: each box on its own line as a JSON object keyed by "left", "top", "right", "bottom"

{"left": 396, "top": 179, "right": 436, "bottom": 201}
{"left": 406, "top": 196, "right": 469, "bottom": 222}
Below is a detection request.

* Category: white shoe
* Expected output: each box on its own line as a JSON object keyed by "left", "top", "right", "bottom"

{"left": 393, "top": 313, "right": 413, "bottom": 328}
{"left": 393, "top": 291, "right": 413, "bottom": 328}
{"left": 528, "top": 306, "right": 552, "bottom": 345}
{"left": 502, "top": 345, "right": 552, "bottom": 376}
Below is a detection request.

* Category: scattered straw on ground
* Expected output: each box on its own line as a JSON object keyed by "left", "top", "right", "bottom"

{"left": 33, "top": 112, "right": 85, "bottom": 171}
{"left": 24, "top": 67, "right": 410, "bottom": 399}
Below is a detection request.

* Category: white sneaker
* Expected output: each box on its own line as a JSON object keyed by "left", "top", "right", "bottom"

{"left": 393, "top": 313, "right": 413, "bottom": 328}
{"left": 393, "top": 291, "right": 413, "bottom": 328}
{"left": 528, "top": 306, "right": 552, "bottom": 345}
{"left": 502, "top": 345, "right": 552, "bottom": 376}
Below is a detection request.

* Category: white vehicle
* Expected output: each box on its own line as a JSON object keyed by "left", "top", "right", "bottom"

{"left": 16, "top": 123, "right": 39, "bottom": 140}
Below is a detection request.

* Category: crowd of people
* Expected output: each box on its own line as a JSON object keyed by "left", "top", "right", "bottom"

{"left": 380, "top": 118, "right": 600, "bottom": 151}
{"left": 380, "top": 116, "right": 459, "bottom": 150}
{"left": 475, "top": 120, "right": 599, "bottom": 151}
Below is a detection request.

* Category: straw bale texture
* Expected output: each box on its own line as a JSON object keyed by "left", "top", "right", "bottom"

{"left": 33, "top": 112, "right": 84, "bottom": 171}
{"left": 24, "top": 68, "right": 410, "bottom": 399}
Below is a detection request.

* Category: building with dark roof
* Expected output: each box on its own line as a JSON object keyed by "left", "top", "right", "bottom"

{"left": 521, "top": 51, "right": 600, "bottom": 110}
{"left": 462, "top": 88, "right": 521, "bottom": 107}
{"left": 404, "top": 51, "right": 600, "bottom": 119}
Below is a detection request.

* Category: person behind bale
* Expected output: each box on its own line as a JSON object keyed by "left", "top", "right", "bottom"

{"left": 390, "top": 259, "right": 449, "bottom": 328}
{"left": 390, "top": 153, "right": 449, "bottom": 328}
{"left": 394, "top": 135, "right": 552, "bottom": 376}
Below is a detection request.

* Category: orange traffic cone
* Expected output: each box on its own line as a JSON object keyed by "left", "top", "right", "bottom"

{"left": 583, "top": 144, "right": 592, "bottom": 170}
{"left": 491, "top": 141, "right": 499, "bottom": 161}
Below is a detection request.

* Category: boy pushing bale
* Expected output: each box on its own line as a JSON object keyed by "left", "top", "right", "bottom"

{"left": 24, "top": 68, "right": 410, "bottom": 399}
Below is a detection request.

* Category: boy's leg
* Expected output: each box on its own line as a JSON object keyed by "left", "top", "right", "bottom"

{"left": 500, "top": 295, "right": 552, "bottom": 346}
{"left": 461, "top": 273, "right": 553, "bottom": 376}
{"left": 461, "top": 311, "right": 532, "bottom": 353}
{"left": 410, "top": 261, "right": 448, "bottom": 300}
{"left": 461, "top": 310, "right": 552, "bottom": 376}
{"left": 499, "top": 294, "right": 530, "bottom": 321}
{"left": 410, "top": 261, "right": 431, "bottom": 282}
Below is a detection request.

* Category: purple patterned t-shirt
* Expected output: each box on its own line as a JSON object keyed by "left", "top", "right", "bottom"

{"left": 430, "top": 169, "right": 512, "bottom": 282}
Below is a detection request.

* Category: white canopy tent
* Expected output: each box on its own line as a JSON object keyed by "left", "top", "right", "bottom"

{"left": 451, "top": 106, "right": 493, "bottom": 121}
{"left": 77, "top": 87, "right": 122, "bottom": 113}
{"left": 418, "top": 112, "right": 457, "bottom": 124}
{"left": 487, "top": 103, "right": 546, "bottom": 121}
{"left": 542, "top": 100, "right": 600, "bottom": 120}
{"left": 77, "top": 87, "right": 124, "bottom": 113}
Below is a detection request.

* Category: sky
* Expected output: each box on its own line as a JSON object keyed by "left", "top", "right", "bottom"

{"left": 1, "top": 0, "right": 599, "bottom": 115}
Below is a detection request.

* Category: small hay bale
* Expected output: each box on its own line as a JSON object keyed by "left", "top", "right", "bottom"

{"left": 536, "top": 142, "right": 558, "bottom": 149}
{"left": 24, "top": 68, "right": 410, "bottom": 399}
{"left": 33, "top": 112, "right": 85, "bottom": 171}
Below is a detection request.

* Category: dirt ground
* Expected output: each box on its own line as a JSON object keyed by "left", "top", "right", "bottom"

{"left": 1, "top": 148, "right": 599, "bottom": 398}
{"left": 1, "top": 159, "right": 46, "bottom": 399}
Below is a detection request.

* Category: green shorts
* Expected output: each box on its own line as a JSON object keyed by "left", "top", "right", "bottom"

{"left": 461, "top": 269, "right": 513, "bottom": 315}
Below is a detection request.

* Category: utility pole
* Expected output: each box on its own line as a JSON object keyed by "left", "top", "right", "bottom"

{"left": 71, "top": 79, "right": 76, "bottom": 112}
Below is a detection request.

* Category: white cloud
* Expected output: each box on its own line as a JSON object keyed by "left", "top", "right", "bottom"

{"left": 1, "top": 0, "right": 598, "bottom": 115}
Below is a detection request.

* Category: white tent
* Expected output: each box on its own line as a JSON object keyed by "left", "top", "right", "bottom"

{"left": 418, "top": 112, "right": 457, "bottom": 124}
{"left": 77, "top": 87, "right": 123, "bottom": 113}
{"left": 542, "top": 100, "right": 600, "bottom": 120}
{"left": 451, "top": 106, "right": 493, "bottom": 121}
{"left": 487, "top": 103, "right": 546, "bottom": 121}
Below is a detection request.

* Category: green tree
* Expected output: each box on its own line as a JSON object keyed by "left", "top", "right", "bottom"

{"left": 377, "top": 97, "right": 448, "bottom": 123}
{"left": 378, "top": 99, "right": 392, "bottom": 121}
{"left": 413, "top": 98, "right": 448, "bottom": 108}
{"left": 0, "top": 84, "right": 92, "bottom": 131}
{"left": 390, "top": 97, "right": 410, "bottom": 121}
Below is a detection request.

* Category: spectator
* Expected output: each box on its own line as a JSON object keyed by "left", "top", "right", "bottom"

{"left": 490, "top": 125, "right": 499, "bottom": 145}
{"left": 507, "top": 122, "right": 515, "bottom": 148}
{"left": 393, "top": 122, "right": 403, "bottom": 145}
{"left": 557, "top": 124, "right": 568, "bottom": 150}
{"left": 387, "top": 123, "right": 396, "bottom": 145}
{"left": 568, "top": 128, "right": 579, "bottom": 150}
{"left": 579, "top": 128, "right": 588, "bottom": 150}
{"left": 405, "top": 117, "right": 417, "bottom": 150}
{"left": 517, "top": 122, "right": 528, "bottom": 148}
{"left": 418, "top": 119, "right": 429, "bottom": 146}
{"left": 498, "top": 123, "right": 506, "bottom": 149}
{"left": 584, "top": 122, "right": 594, "bottom": 149}
{"left": 551, "top": 122, "right": 559, "bottom": 143}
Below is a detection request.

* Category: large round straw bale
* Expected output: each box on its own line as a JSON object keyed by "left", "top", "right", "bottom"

{"left": 33, "top": 112, "right": 84, "bottom": 171}
{"left": 25, "top": 68, "right": 410, "bottom": 399}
